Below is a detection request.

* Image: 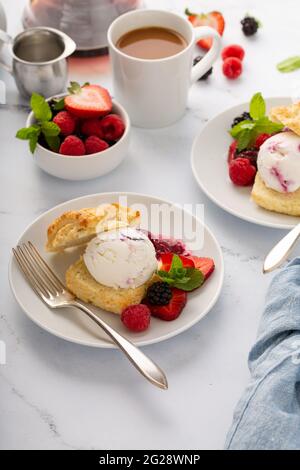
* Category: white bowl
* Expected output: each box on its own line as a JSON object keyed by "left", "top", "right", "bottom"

{"left": 26, "top": 97, "right": 131, "bottom": 180}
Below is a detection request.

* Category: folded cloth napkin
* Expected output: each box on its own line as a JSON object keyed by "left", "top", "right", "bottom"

{"left": 225, "top": 257, "right": 300, "bottom": 450}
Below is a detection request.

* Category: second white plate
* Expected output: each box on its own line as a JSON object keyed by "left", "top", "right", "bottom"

{"left": 191, "top": 97, "right": 300, "bottom": 229}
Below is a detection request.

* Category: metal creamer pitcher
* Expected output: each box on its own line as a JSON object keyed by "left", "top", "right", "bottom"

{"left": 0, "top": 27, "right": 76, "bottom": 97}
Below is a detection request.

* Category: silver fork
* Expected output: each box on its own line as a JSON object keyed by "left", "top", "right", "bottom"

{"left": 13, "top": 242, "right": 168, "bottom": 390}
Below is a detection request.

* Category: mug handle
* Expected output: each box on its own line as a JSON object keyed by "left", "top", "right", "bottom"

{"left": 190, "top": 26, "right": 221, "bottom": 84}
{"left": 0, "top": 29, "right": 13, "bottom": 74}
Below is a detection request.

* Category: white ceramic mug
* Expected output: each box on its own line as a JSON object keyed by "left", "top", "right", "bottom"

{"left": 108, "top": 9, "right": 221, "bottom": 128}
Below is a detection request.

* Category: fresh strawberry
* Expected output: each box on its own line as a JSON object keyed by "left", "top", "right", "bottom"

{"left": 228, "top": 140, "right": 238, "bottom": 164}
{"left": 187, "top": 256, "right": 215, "bottom": 280}
{"left": 185, "top": 9, "right": 225, "bottom": 50}
{"left": 65, "top": 83, "right": 112, "bottom": 118}
{"left": 158, "top": 253, "right": 195, "bottom": 272}
{"left": 148, "top": 288, "right": 187, "bottom": 321}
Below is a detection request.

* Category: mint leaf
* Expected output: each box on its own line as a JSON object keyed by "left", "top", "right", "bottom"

{"left": 41, "top": 121, "right": 61, "bottom": 136}
{"left": 249, "top": 92, "right": 265, "bottom": 120}
{"left": 236, "top": 129, "right": 252, "bottom": 151}
{"left": 173, "top": 268, "right": 204, "bottom": 291}
{"left": 45, "top": 135, "right": 60, "bottom": 152}
{"left": 157, "top": 271, "right": 175, "bottom": 285}
{"left": 277, "top": 56, "right": 300, "bottom": 73}
{"left": 30, "top": 93, "right": 52, "bottom": 122}
{"left": 16, "top": 125, "right": 39, "bottom": 140}
{"left": 157, "top": 254, "right": 205, "bottom": 291}
{"left": 172, "top": 267, "right": 187, "bottom": 279}
{"left": 16, "top": 125, "right": 40, "bottom": 154}
{"left": 229, "top": 92, "right": 284, "bottom": 151}
{"left": 68, "top": 81, "right": 82, "bottom": 95}
{"left": 230, "top": 120, "right": 255, "bottom": 138}
{"left": 254, "top": 117, "right": 283, "bottom": 134}
{"left": 29, "top": 134, "right": 38, "bottom": 154}
{"left": 52, "top": 97, "right": 65, "bottom": 111}
{"left": 169, "top": 254, "right": 184, "bottom": 274}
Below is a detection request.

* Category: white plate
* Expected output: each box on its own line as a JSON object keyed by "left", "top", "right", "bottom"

{"left": 191, "top": 97, "right": 300, "bottom": 229}
{"left": 9, "top": 192, "right": 224, "bottom": 348}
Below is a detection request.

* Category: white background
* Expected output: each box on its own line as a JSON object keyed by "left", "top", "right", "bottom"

{"left": 1, "top": 0, "right": 300, "bottom": 450}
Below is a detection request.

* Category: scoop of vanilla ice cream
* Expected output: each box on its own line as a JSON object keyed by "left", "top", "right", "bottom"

{"left": 257, "top": 131, "right": 300, "bottom": 193}
{"left": 83, "top": 228, "right": 157, "bottom": 289}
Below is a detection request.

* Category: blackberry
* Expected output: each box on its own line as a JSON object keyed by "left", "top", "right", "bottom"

{"left": 241, "top": 16, "right": 259, "bottom": 36}
{"left": 231, "top": 111, "right": 252, "bottom": 128}
{"left": 193, "top": 56, "right": 213, "bottom": 80}
{"left": 146, "top": 282, "right": 172, "bottom": 306}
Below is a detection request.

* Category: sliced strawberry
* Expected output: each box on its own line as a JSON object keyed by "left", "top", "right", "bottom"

{"left": 228, "top": 140, "right": 238, "bottom": 164}
{"left": 158, "top": 253, "right": 195, "bottom": 272}
{"left": 65, "top": 85, "right": 112, "bottom": 118}
{"left": 185, "top": 9, "right": 225, "bottom": 50}
{"left": 149, "top": 288, "right": 187, "bottom": 321}
{"left": 187, "top": 256, "right": 215, "bottom": 280}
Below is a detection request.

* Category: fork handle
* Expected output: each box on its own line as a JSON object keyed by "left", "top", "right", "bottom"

{"left": 71, "top": 301, "right": 168, "bottom": 390}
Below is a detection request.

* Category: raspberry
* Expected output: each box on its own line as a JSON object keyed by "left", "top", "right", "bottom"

{"left": 121, "top": 304, "right": 151, "bottom": 332}
{"left": 53, "top": 111, "right": 76, "bottom": 135}
{"left": 81, "top": 118, "right": 104, "bottom": 138}
{"left": 100, "top": 114, "right": 125, "bottom": 141}
{"left": 229, "top": 157, "right": 256, "bottom": 186}
{"left": 85, "top": 136, "right": 109, "bottom": 154}
{"left": 146, "top": 282, "right": 172, "bottom": 306}
{"left": 222, "top": 57, "right": 243, "bottom": 79}
{"left": 59, "top": 135, "right": 85, "bottom": 156}
{"left": 222, "top": 44, "right": 245, "bottom": 61}
{"left": 255, "top": 133, "right": 272, "bottom": 149}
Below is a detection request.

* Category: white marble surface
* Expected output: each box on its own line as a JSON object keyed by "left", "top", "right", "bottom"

{"left": 1, "top": 0, "right": 300, "bottom": 450}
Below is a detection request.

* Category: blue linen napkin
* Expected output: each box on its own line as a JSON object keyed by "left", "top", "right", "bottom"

{"left": 225, "top": 257, "right": 300, "bottom": 450}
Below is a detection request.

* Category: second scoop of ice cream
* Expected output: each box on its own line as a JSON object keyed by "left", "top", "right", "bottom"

{"left": 83, "top": 228, "right": 157, "bottom": 289}
{"left": 257, "top": 131, "right": 300, "bottom": 193}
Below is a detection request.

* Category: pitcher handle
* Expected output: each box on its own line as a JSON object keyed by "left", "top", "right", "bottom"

{"left": 190, "top": 26, "right": 221, "bottom": 84}
{"left": 0, "top": 29, "right": 13, "bottom": 74}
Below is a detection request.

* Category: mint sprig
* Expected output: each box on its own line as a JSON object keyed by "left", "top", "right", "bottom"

{"left": 52, "top": 97, "right": 65, "bottom": 111}
{"left": 277, "top": 56, "right": 300, "bottom": 73}
{"left": 157, "top": 254, "right": 204, "bottom": 291}
{"left": 230, "top": 92, "right": 284, "bottom": 151}
{"left": 16, "top": 93, "right": 61, "bottom": 154}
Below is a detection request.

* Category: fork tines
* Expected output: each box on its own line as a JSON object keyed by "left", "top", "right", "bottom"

{"left": 13, "top": 242, "right": 65, "bottom": 301}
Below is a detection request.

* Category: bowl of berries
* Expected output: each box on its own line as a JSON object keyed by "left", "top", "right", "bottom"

{"left": 17, "top": 82, "right": 130, "bottom": 180}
